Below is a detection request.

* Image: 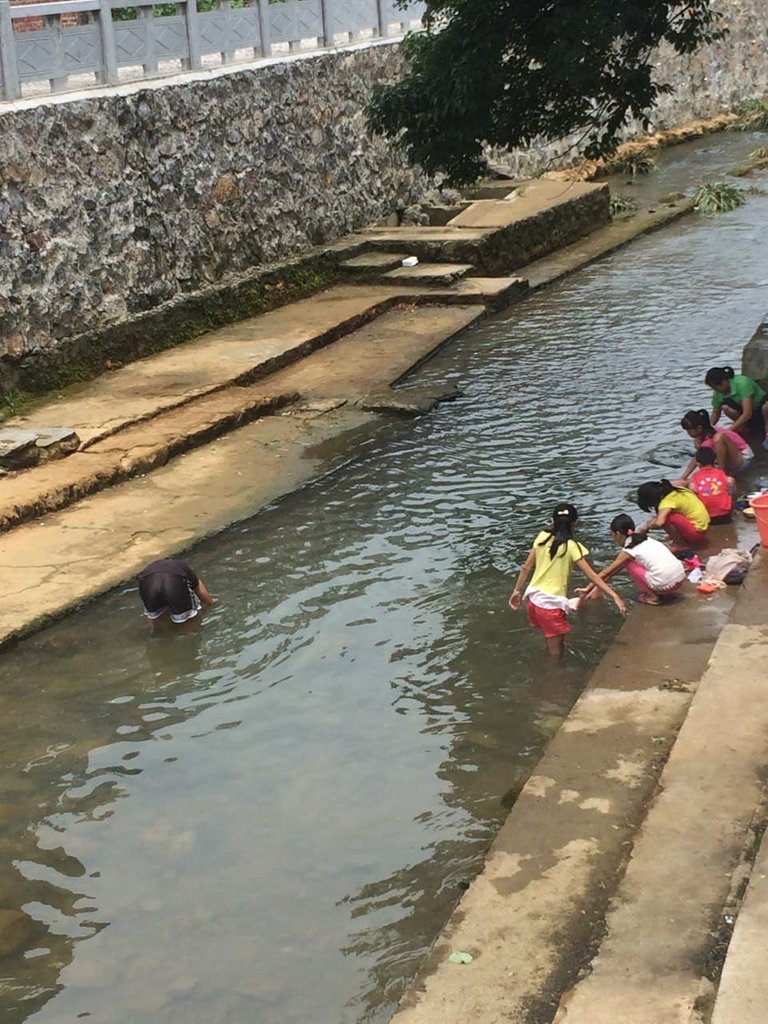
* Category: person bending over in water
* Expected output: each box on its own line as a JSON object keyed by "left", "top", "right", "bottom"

{"left": 636, "top": 479, "right": 710, "bottom": 553}
{"left": 705, "top": 366, "right": 768, "bottom": 448}
{"left": 688, "top": 448, "right": 734, "bottom": 524}
{"left": 578, "top": 514, "right": 685, "bottom": 607}
{"left": 678, "top": 408, "right": 752, "bottom": 481}
{"left": 138, "top": 558, "right": 213, "bottom": 628}
{"left": 509, "top": 503, "right": 627, "bottom": 659}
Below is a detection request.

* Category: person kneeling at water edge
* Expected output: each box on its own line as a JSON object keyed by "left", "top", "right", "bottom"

{"left": 636, "top": 479, "right": 710, "bottom": 553}
{"left": 138, "top": 558, "right": 213, "bottom": 626}
{"left": 579, "top": 514, "right": 685, "bottom": 607}
{"left": 705, "top": 366, "right": 768, "bottom": 447}
{"left": 688, "top": 448, "right": 734, "bottom": 524}
{"left": 509, "top": 503, "right": 627, "bottom": 659}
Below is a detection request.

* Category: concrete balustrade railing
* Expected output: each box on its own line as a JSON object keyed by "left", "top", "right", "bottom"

{"left": 0, "top": 0, "right": 424, "bottom": 100}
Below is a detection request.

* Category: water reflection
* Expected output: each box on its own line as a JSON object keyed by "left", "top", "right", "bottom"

{"left": 0, "top": 137, "right": 766, "bottom": 1024}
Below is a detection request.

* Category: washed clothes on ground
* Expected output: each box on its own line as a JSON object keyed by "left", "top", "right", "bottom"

{"left": 138, "top": 558, "right": 201, "bottom": 623}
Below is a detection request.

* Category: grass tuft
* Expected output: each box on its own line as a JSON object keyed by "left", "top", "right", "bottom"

{"left": 693, "top": 181, "right": 746, "bottom": 215}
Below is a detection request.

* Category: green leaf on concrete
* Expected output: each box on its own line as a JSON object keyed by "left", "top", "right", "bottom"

{"left": 448, "top": 951, "right": 473, "bottom": 964}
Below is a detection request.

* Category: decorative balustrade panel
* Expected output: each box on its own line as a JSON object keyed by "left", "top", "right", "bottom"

{"left": 14, "top": 19, "right": 102, "bottom": 79}
{"left": 324, "top": 0, "right": 378, "bottom": 40}
{"left": 267, "top": 0, "right": 322, "bottom": 46}
{"left": 197, "top": 3, "right": 261, "bottom": 58}
{"left": 0, "top": 0, "right": 424, "bottom": 99}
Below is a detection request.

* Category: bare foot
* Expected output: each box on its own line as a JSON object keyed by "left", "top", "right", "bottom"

{"left": 638, "top": 592, "right": 661, "bottom": 605}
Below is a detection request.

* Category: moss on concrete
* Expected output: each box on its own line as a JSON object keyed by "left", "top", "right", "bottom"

{"left": 0, "top": 259, "right": 342, "bottom": 419}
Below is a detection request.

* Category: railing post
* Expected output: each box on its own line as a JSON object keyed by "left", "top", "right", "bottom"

{"left": 0, "top": 0, "right": 20, "bottom": 99}
{"left": 138, "top": 4, "right": 158, "bottom": 76}
{"left": 46, "top": 12, "right": 67, "bottom": 92}
{"left": 375, "top": 0, "right": 386, "bottom": 38}
{"left": 255, "top": 0, "right": 269, "bottom": 57}
{"left": 99, "top": 0, "right": 119, "bottom": 83}
{"left": 319, "top": 0, "right": 329, "bottom": 48}
{"left": 183, "top": 0, "right": 202, "bottom": 69}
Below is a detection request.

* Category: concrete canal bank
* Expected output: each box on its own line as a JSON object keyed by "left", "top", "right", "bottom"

{"left": 1, "top": 130, "right": 768, "bottom": 1024}
{"left": 0, "top": 176, "right": 695, "bottom": 649}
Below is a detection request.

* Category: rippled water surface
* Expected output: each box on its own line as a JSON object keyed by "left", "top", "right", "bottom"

{"left": 2, "top": 136, "right": 768, "bottom": 1024}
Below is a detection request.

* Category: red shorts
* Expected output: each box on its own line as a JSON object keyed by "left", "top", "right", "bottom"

{"left": 666, "top": 511, "right": 707, "bottom": 546}
{"left": 526, "top": 599, "right": 570, "bottom": 638}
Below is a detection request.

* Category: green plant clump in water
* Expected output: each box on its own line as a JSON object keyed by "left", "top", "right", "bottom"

{"left": 608, "top": 151, "right": 656, "bottom": 177}
{"left": 693, "top": 181, "right": 746, "bottom": 215}
{"left": 736, "top": 98, "right": 768, "bottom": 132}
{"left": 609, "top": 194, "right": 639, "bottom": 215}
{"left": 749, "top": 145, "right": 768, "bottom": 160}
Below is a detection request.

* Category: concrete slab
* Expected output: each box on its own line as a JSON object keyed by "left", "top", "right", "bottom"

{"left": 389, "top": 586, "right": 737, "bottom": 1024}
{"left": 449, "top": 181, "right": 603, "bottom": 228}
{"left": 383, "top": 263, "right": 474, "bottom": 285}
{"left": 554, "top": 557, "right": 768, "bottom": 1024}
{"left": 0, "top": 304, "right": 482, "bottom": 647}
{"left": 0, "top": 389, "right": 296, "bottom": 532}
{"left": 710, "top": 825, "right": 768, "bottom": 1024}
{"left": 339, "top": 252, "right": 411, "bottom": 271}
{"left": 4, "top": 285, "right": 418, "bottom": 447}
{"left": 0, "top": 429, "right": 39, "bottom": 470}
{"left": 32, "top": 427, "right": 79, "bottom": 450}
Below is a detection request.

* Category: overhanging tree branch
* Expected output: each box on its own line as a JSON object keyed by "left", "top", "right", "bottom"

{"left": 366, "top": 0, "right": 724, "bottom": 185}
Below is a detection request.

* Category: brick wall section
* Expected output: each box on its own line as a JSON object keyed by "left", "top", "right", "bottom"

{"left": 10, "top": 0, "right": 83, "bottom": 32}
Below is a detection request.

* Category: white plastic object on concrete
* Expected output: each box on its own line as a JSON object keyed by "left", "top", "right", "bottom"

{"left": 402, "top": 256, "right": 419, "bottom": 267}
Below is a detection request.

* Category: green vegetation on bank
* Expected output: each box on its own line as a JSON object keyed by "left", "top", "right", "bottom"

{"left": 734, "top": 97, "right": 768, "bottom": 131}
{"left": 0, "top": 263, "right": 340, "bottom": 421}
{"left": 693, "top": 181, "right": 746, "bottom": 214}
{"left": 607, "top": 151, "right": 657, "bottom": 176}
{"left": 609, "top": 194, "right": 639, "bottom": 215}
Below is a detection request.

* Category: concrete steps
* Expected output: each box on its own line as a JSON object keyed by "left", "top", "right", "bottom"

{"left": 710, "top": 825, "right": 768, "bottom": 1024}
{"left": 0, "top": 301, "right": 490, "bottom": 538}
{"left": 553, "top": 554, "right": 768, "bottom": 1024}
{"left": 381, "top": 262, "right": 474, "bottom": 286}
{"left": 0, "top": 303, "right": 484, "bottom": 649}
{"left": 0, "top": 387, "right": 297, "bottom": 532}
{"left": 338, "top": 251, "right": 412, "bottom": 273}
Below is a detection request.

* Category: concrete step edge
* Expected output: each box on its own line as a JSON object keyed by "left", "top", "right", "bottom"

{"left": 0, "top": 389, "right": 298, "bottom": 535}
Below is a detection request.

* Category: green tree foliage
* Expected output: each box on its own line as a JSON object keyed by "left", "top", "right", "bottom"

{"left": 367, "top": 0, "right": 724, "bottom": 184}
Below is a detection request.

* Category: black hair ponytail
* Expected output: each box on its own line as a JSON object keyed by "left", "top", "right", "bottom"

{"left": 680, "top": 408, "right": 715, "bottom": 438}
{"left": 537, "top": 502, "right": 586, "bottom": 560}
{"left": 610, "top": 513, "right": 644, "bottom": 548}
{"left": 637, "top": 479, "right": 677, "bottom": 513}
{"left": 704, "top": 366, "right": 735, "bottom": 388}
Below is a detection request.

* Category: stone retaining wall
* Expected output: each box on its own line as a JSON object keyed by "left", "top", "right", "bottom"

{"left": 0, "top": 42, "right": 425, "bottom": 382}
{"left": 492, "top": 0, "right": 768, "bottom": 177}
{"left": 2, "top": 0, "right": 768, "bottom": 383}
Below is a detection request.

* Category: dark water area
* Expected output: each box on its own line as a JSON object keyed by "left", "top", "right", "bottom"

{"left": 1, "top": 134, "right": 767, "bottom": 1024}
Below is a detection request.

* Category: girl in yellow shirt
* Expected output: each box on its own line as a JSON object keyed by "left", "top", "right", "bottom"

{"left": 509, "top": 503, "right": 627, "bottom": 658}
{"left": 636, "top": 479, "right": 710, "bottom": 552}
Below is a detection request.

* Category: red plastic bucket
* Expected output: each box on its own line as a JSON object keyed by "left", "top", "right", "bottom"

{"left": 750, "top": 493, "right": 768, "bottom": 547}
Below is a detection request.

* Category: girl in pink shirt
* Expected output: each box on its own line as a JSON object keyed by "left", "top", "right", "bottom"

{"left": 679, "top": 408, "right": 752, "bottom": 480}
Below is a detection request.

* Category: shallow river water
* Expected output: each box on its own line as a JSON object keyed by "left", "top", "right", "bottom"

{"left": 2, "top": 134, "right": 768, "bottom": 1024}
